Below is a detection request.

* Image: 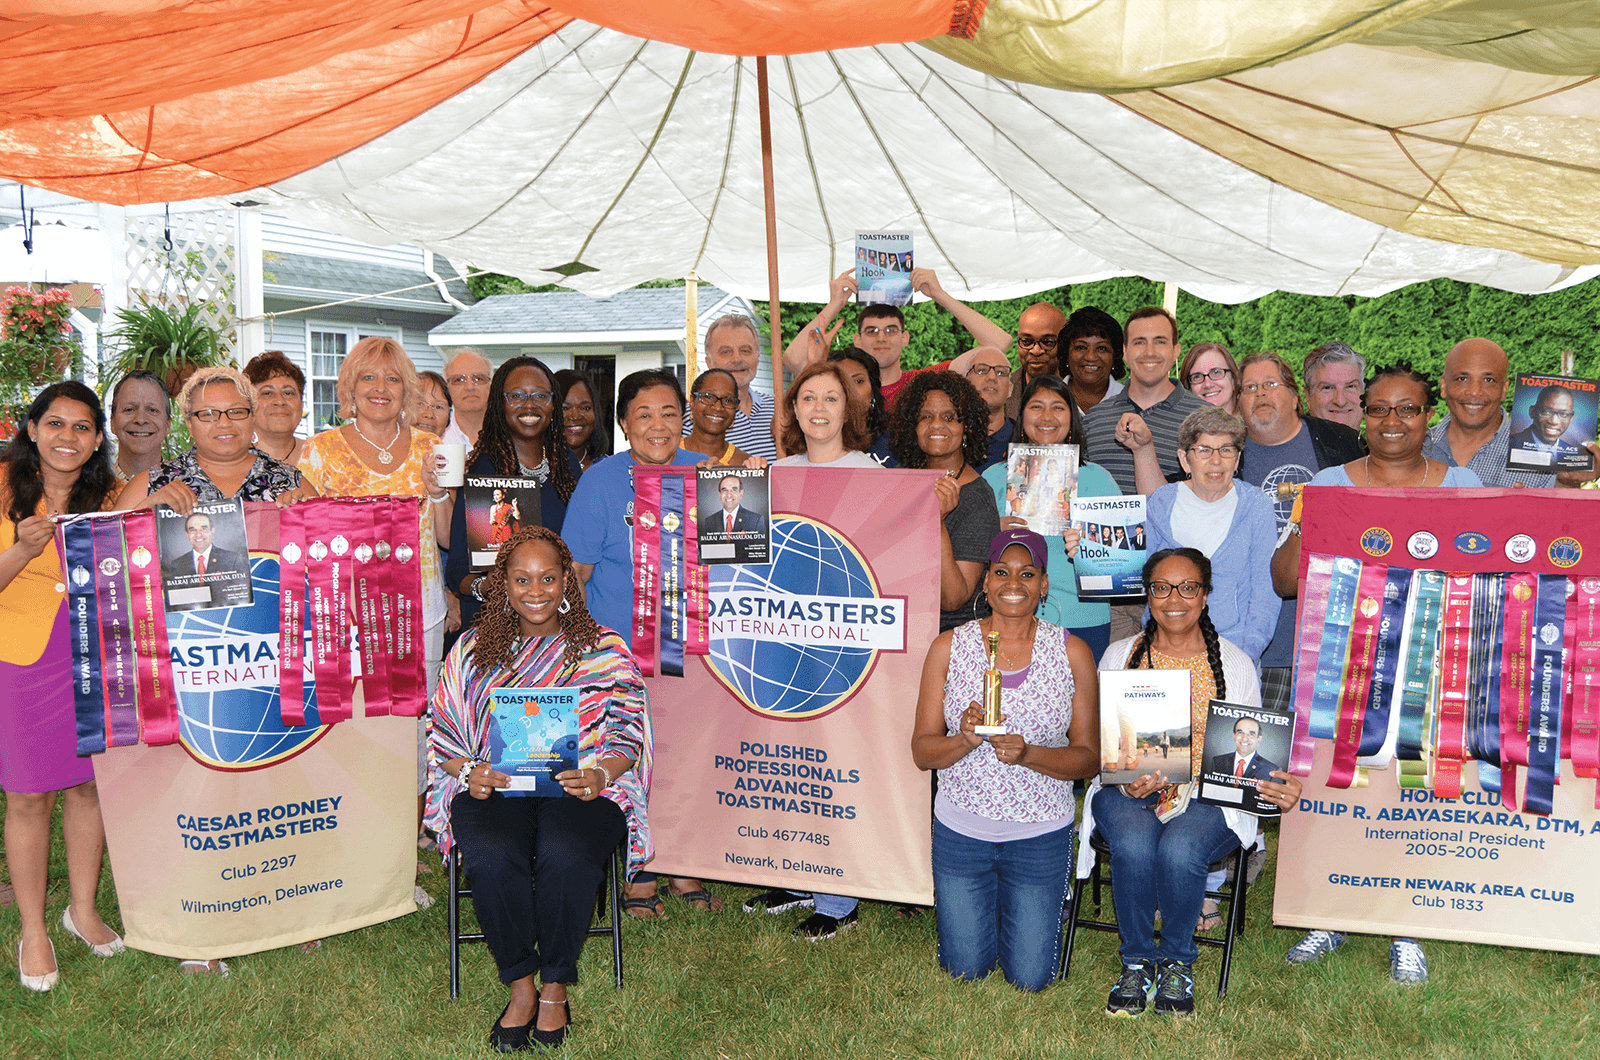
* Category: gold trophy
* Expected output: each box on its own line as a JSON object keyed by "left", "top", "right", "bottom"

{"left": 975, "top": 630, "right": 1006, "bottom": 736}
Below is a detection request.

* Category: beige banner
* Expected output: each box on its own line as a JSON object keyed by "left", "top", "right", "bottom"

{"left": 1276, "top": 741, "right": 1600, "bottom": 954}
{"left": 646, "top": 467, "right": 942, "bottom": 905}
{"left": 94, "top": 714, "right": 416, "bottom": 960}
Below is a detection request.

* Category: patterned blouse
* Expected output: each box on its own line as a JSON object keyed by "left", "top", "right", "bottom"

{"left": 296, "top": 427, "right": 445, "bottom": 625}
{"left": 148, "top": 447, "right": 302, "bottom": 503}
{"left": 425, "top": 627, "right": 654, "bottom": 878}
{"left": 940, "top": 620, "right": 1076, "bottom": 823}
{"left": 1147, "top": 646, "right": 1217, "bottom": 783}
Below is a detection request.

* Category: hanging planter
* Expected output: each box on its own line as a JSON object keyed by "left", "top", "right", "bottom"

{"left": 0, "top": 285, "right": 83, "bottom": 433}
{"left": 106, "top": 299, "right": 229, "bottom": 398}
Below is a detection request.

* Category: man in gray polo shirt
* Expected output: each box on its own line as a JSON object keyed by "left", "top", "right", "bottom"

{"left": 1421, "top": 338, "right": 1597, "bottom": 488}
{"left": 1081, "top": 307, "right": 1209, "bottom": 496}
{"left": 683, "top": 313, "right": 777, "bottom": 460}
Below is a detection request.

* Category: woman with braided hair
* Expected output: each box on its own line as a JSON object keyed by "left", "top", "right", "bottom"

{"left": 448, "top": 355, "right": 579, "bottom": 630}
{"left": 428, "top": 526, "right": 650, "bottom": 1050}
{"left": 1083, "top": 548, "right": 1303, "bottom": 1018}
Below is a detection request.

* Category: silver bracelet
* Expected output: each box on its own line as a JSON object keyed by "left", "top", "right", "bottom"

{"left": 457, "top": 759, "right": 480, "bottom": 785}
{"left": 597, "top": 760, "right": 619, "bottom": 787}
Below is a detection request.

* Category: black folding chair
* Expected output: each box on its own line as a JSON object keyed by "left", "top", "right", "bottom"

{"left": 1059, "top": 831, "right": 1250, "bottom": 998}
{"left": 447, "top": 844, "right": 625, "bottom": 999}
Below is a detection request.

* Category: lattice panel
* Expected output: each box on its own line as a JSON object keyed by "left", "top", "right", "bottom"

{"left": 123, "top": 207, "right": 238, "bottom": 355}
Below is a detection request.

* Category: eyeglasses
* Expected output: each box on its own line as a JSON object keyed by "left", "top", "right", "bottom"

{"left": 447, "top": 373, "right": 491, "bottom": 388}
{"left": 1239, "top": 379, "right": 1284, "bottom": 395}
{"left": 692, "top": 391, "right": 740, "bottom": 410}
{"left": 967, "top": 364, "right": 1009, "bottom": 378}
{"left": 191, "top": 407, "right": 251, "bottom": 422}
{"left": 420, "top": 401, "right": 450, "bottom": 415}
{"left": 860, "top": 326, "right": 903, "bottom": 337}
{"left": 1362, "top": 403, "right": 1426, "bottom": 420}
{"left": 1186, "top": 444, "right": 1239, "bottom": 460}
{"left": 505, "top": 389, "right": 553, "bottom": 407}
{"left": 1017, "top": 335, "right": 1058, "bottom": 350}
{"left": 1533, "top": 405, "right": 1575, "bottom": 420}
{"left": 1148, "top": 580, "right": 1203, "bottom": 599}
{"left": 1188, "top": 367, "right": 1230, "bottom": 386}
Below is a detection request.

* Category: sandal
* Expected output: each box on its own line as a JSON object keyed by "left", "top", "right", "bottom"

{"left": 622, "top": 895, "right": 667, "bottom": 921}
{"left": 1197, "top": 901, "right": 1223, "bottom": 932}
{"left": 178, "top": 959, "right": 230, "bottom": 978}
{"left": 667, "top": 887, "right": 723, "bottom": 912}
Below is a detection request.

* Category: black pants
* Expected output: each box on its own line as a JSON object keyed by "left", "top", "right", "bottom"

{"left": 451, "top": 792, "right": 626, "bottom": 984}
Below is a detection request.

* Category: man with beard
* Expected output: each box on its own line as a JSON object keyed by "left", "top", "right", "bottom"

{"left": 1235, "top": 352, "right": 1363, "bottom": 713}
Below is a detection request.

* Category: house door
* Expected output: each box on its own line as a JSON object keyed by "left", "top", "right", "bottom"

{"left": 574, "top": 355, "right": 616, "bottom": 442}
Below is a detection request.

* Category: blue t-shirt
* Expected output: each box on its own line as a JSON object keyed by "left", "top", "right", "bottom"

{"left": 1239, "top": 423, "right": 1322, "bottom": 668}
{"left": 564, "top": 448, "right": 703, "bottom": 648}
{"left": 982, "top": 459, "right": 1121, "bottom": 630}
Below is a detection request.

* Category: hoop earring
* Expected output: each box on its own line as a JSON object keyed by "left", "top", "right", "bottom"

{"left": 558, "top": 598, "right": 571, "bottom": 615}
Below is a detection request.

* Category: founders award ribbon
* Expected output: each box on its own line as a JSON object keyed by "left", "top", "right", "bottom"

{"left": 658, "top": 472, "right": 687, "bottom": 678}
{"left": 60, "top": 516, "right": 106, "bottom": 756}
{"left": 631, "top": 468, "right": 662, "bottom": 677}
{"left": 1525, "top": 574, "right": 1569, "bottom": 816}
{"left": 122, "top": 510, "right": 178, "bottom": 746}
{"left": 91, "top": 516, "right": 139, "bottom": 748}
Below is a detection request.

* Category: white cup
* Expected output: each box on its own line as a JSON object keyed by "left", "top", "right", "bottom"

{"left": 432, "top": 442, "right": 466, "bottom": 488}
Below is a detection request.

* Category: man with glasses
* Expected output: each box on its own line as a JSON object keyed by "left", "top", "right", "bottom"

{"left": 966, "top": 346, "right": 1016, "bottom": 472}
{"left": 1426, "top": 339, "right": 1598, "bottom": 487}
{"left": 160, "top": 511, "right": 250, "bottom": 585}
{"left": 1303, "top": 342, "right": 1366, "bottom": 430}
{"left": 1510, "top": 385, "right": 1585, "bottom": 462}
{"left": 1005, "top": 303, "right": 1067, "bottom": 420}
{"left": 441, "top": 348, "right": 493, "bottom": 448}
{"left": 782, "top": 268, "right": 1011, "bottom": 410}
{"left": 1236, "top": 352, "right": 1363, "bottom": 712}
{"left": 683, "top": 314, "right": 777, "bottom": 460}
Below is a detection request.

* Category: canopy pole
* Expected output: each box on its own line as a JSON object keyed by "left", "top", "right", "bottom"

{"left": 757, "top": 56, "right": 782, "bottom": 391}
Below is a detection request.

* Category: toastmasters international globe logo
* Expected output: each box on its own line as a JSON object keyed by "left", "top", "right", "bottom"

{"left": 705, "top": 516, "right": 906, "bottom": 720}
{"left": 169, "top": 555, "right": 328, "bottom": 771}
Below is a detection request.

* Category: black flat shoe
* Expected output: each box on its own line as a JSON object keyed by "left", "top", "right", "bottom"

{"left": 489, "top": 1003, "right": 534, "bottom": 1052}
{"left": 529, "top": 1000, "right": 570, "bottom": 1049}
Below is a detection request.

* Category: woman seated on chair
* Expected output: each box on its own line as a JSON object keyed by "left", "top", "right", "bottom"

{"left": 427, "top": 526, "right": 651, "bottom": 1051}
{"left": 912, "top": 528, "right": 1100, "bottom": 991}
{"left": 1085, "top": 547, "right": 1302, "bottom": 1018}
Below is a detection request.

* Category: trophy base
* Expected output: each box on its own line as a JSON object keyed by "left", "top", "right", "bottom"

{"left": 974, "top": 725, "right": 1006, "bottom": 737}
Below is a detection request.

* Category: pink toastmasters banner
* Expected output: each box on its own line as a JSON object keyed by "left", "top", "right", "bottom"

{"left": 646, "top": 466, "right": 942, "bottom": 905}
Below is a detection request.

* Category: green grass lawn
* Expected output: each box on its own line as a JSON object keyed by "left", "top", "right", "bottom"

{"left": 1, "top": 801, "right": 1596, "bottom": 1060}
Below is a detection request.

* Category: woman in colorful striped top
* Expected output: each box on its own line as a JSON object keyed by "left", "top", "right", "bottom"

{"left": 427, "top": 526, "right": 651, "bottom": 1050}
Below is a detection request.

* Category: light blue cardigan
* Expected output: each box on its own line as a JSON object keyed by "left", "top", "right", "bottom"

{"left": 1144, "top": 481, "right": 1279, "bottom": 662}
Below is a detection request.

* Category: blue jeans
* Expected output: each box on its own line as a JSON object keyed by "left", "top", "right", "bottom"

{"left": 1090, "top": 786, "right": 1240, "bottom": 966}
{"left": 932, "top": 818, "right": 1074, "bottom": 992}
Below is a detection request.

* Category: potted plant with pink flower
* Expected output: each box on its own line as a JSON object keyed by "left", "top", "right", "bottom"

{"left": 0, "top": 284, "right": 83, "bottom": 436}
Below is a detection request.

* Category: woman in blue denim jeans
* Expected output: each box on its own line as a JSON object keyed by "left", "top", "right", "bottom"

{"left": 911, "top": 528, "right": 1100, "bottom": 991}
{"left": 1086, "top": 548, "right": 1304, "bottom": 1017}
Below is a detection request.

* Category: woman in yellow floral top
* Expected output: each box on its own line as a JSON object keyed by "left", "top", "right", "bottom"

{"left": 296, "top": 338, "right": 451, "bottom": 820}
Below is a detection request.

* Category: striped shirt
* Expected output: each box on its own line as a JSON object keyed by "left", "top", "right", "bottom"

{"left": 1423, "top": 413, "right": 1555, "bottom": 488}
{"left": 683, "top": 388, "right": 776, "bottom": 460}
{"left": 1081, "top": 383, "right": 1210, "bottom": 494}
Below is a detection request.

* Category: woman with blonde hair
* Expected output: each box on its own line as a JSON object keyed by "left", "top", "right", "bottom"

{"left": 296, "top": 337, "right": 451, "bottom": 840}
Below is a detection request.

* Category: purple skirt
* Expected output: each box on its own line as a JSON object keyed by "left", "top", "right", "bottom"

{"left": 0, "top": 607, "right": 94, "bottom": 794}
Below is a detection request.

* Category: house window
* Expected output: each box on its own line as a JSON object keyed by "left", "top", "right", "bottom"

{"left": 309, "top": 329, "right": 348, "bottom": 431}
{"left": 306, "top": 324, "right": 402, "bottom": 431}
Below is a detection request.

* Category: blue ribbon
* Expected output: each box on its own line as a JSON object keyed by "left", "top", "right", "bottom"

{"left": 1397, "top": 571, "right": 1446, "bottom": 761}
{"left": 92, "top": 517, "right": 139, "bottom": 746}
{"left": 659, "top": 473, "right": 686, "bottom": 677}
{"left": 1524, "top": 575, "right": 1567, "bottom": 816}
{"left": 1471, "top": 574, "right": 1506, "bottom": 795}
{"left": 1360, "top": 565, "right": 1412, "bottom": 756}
{"left": 62, "top": 518, "right": 106, "bottom": 756}
{"left": 1310, "top": 556, "right": 1361, "bottom": 740}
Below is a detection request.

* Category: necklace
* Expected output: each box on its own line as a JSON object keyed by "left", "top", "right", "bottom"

{"left": 1363, "top": 455, "right": 1431, "bottom": 488}
{"left": 518, "top": 454, "right": 550, "bottom": 483}
{"left": 991, "top": 617, "right": 1037, "bottom": 668}
{"left": 353, "top": 421, "right": 401, "bottom": 465}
